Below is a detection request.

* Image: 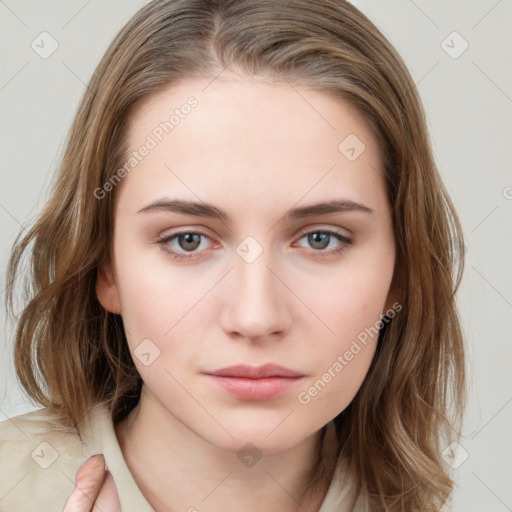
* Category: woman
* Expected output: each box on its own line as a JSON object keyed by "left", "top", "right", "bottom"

{"left": 1, "top": 0, "right": 466, "bottom": 510}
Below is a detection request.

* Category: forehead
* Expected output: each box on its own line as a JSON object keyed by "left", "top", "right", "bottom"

{"left": 118, "top": 75, "right": 387, "bottom": 215}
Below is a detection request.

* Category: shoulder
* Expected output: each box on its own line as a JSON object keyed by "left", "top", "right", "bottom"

{"left": 0, "top": 406, "right": 100, "bottom": 512}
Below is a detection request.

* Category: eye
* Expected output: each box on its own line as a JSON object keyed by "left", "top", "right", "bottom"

{"left": 295, "top": 228, "right": 353, "bottom": 257}
{"left": 156, "top": 227, "right": 353, "bottom": 261}
{"left": 156, "top": 231, "right": 215, "bottom": 260}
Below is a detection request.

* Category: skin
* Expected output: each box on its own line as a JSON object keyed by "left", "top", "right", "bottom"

{"left": 68, "top": 73, "right": 398, "bottom": 511}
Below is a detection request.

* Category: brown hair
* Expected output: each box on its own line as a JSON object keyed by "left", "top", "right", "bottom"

{"left": 5, "top": 0, "right": 466, "bottom": 509}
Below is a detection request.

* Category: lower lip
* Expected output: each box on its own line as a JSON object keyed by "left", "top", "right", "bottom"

{"left": 206, "top": 375, "right": 304, "bottom": 401}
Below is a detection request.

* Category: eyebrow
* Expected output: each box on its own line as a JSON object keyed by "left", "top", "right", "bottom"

{"left": 137, "top": 198, "right": 373, "bottom": 221}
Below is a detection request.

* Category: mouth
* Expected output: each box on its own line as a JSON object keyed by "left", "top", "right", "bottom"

{"left": 204, "top": 364, "right": 306, "bottom": 401}
{"left": 207, "top": 363, "right": 305, "bottom": 379}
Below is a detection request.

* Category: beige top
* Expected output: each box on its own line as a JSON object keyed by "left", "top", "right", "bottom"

{"left": 0, "top": 404, "right": 363, "bottom": 511}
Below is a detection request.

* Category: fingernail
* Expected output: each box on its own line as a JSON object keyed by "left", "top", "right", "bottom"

{"left": 84, "top": 454, "right": 105, "bottom": 468}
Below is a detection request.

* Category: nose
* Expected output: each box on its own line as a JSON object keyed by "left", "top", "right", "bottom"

{"left": 219, "top": 247, "right": 293, "bottom": 344}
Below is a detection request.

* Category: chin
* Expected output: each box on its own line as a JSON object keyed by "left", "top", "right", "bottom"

{"left": 201, "top": 422, "right": 315, "bottom": 456}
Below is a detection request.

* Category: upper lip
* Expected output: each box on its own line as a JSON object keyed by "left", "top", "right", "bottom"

{"left": 206, "top": 364, "right": 305, "bottom": 379}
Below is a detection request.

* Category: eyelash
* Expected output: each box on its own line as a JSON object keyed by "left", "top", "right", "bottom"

{"left": 156, "top": 228, "right": 353, "bottom": 261}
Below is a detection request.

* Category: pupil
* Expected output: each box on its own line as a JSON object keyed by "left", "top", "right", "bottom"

{"left": 180, "top": 233, "right": 200, "bottom": 251}
{"left": 309, "top": 233, "right": 329, "bottom": 250}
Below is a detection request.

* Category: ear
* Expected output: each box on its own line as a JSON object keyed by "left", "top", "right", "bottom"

{"left": 96, "top": 260, "right": 122, "bottom": 314}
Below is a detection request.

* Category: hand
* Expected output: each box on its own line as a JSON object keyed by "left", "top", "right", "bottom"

{"left": 63, "top": 454, "right": 121, "bottom": 511}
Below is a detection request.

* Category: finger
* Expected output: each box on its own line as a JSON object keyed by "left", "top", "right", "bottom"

{"left": 94, "top": 470, "right": 121, "bottom": 512}
{"left": 62, "top": 454, "right": 106, "bottom": 512}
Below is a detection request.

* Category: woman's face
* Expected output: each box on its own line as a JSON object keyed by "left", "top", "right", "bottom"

{"left": 97, "top": 75, "right": 397, "bottom": 453}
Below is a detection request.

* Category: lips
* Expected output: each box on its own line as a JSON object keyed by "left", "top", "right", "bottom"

{"left": 204, "top": 364, "right": 305, "bottom": 401}
{"left": 205, "top": 363, "right": 305, "bottom": 379}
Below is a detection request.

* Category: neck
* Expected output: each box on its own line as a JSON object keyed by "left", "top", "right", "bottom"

{"left": 115, "top": 387, "right": 333, "bottom": 512}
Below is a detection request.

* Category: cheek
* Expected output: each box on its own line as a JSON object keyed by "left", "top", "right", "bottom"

{"left": 291, "top": 257, "right": 392, "bottom": 414}
{"left": 296, "top": 343, "right": 377, "bottom": 421}
{"left": 112, "top": 234, "right": 205, "bottom": 339}
{"left": 295, "top": 299, "right": 381, "bottom": 419}
{"left": 302, "top": 259, "right": 393, "bottom": 343}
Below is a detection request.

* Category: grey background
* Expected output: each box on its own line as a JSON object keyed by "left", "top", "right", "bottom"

{"left": 1, "top": 1, "right": 511, "bottom": 510}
